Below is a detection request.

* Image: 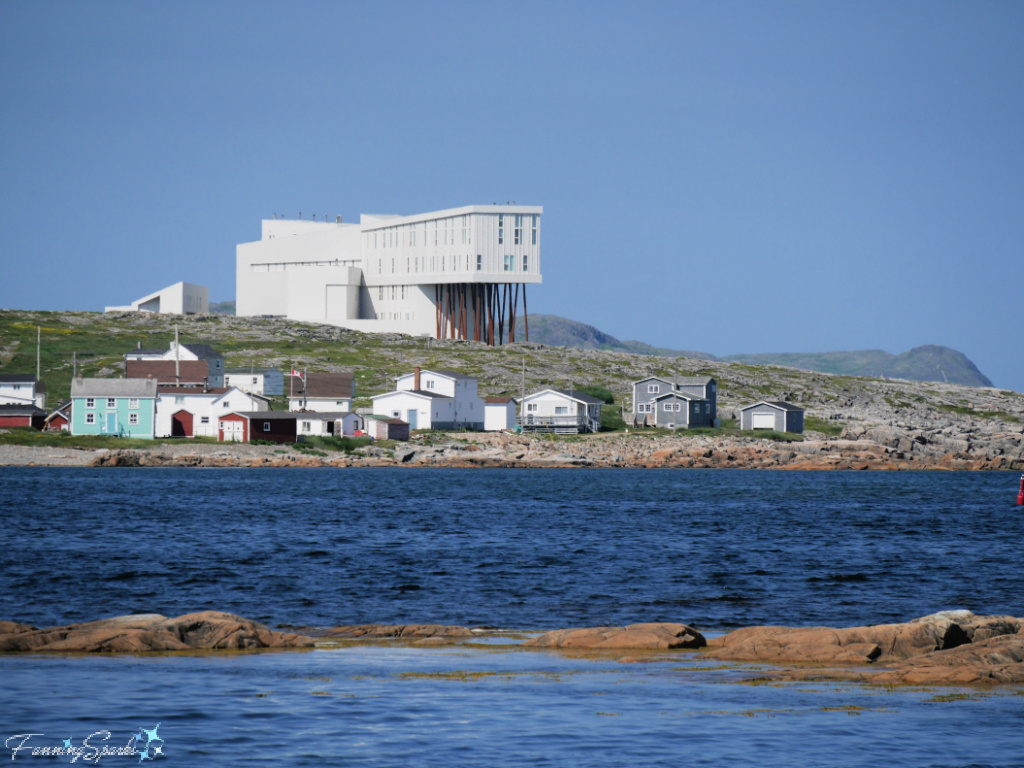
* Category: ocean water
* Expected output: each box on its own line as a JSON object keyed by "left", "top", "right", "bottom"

{"left": 2, "top": 467, "right": 1023, "bottom": 767}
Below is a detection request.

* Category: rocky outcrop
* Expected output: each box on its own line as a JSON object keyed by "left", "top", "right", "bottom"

{"left": 324, "top": 623, "right": 473, "bottom": 639}
{"left": 0, "top": 611, "right": 314, "bottom": 653}
{"left": 871, "top": 632, "right": 1024, "bottom": 685}
{"left": 705, "top": 615, "right": 972, "bottom": 664}
{"left": 524, "top": 623, "right": 706, "bottom": 651}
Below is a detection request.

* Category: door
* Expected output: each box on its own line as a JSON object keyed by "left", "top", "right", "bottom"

{"left": 752, "top": 412, "right": 776, "bottom": 430}
{"left": 407, "top": 409, "right": 418, "bottom": 429}
{"left": 105, "top": 411, "right": 117, "bottom": 434}
{"left": 172, "top": 410, "right": 193, "bottom": 437}
{"left": 222, "top": 421, "right": 244, "bottom": 442}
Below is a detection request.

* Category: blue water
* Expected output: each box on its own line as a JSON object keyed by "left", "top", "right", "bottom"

{"left": 2, "top": 468, "right": 1023, "bottom": 766}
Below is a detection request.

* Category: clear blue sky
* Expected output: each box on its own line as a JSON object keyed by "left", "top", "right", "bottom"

{"left": 2, "top": 1, "right": 1022, "bottom": 391}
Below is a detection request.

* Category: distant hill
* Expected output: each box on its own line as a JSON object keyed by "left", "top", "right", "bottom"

{"left": 722, "top": 346, "right": 993, "bottom": 388}
{"left": 209, "top": 300, "right": 235, "bottom": 315}
{"left": 514, "top": 314, "right": 715, "bottom": 360}
{"left": 515, "top": 314, "right": 992, "bottom": 388}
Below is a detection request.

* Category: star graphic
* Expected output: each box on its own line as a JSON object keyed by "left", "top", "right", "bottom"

{"left": 142, "top": 724, "right": 162, "bottom": 745}
{"left": 63, "top": 738, "right": 73, "bottom": 749}
{"left": 138, "top": 749, "right": 152, "bottom": 763}
{"left": 152, "top": 745, "right": 163, "bottom": 756}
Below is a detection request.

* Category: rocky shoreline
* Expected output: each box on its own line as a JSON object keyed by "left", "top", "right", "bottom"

{"left": 3, "top": 610, "right": 1021, "bottom": 686}
{"left": 2, "top": 427, "right": 1021, "bottom": 470}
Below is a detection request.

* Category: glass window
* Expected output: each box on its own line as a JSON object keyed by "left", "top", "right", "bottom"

{"left": 302, "top": 421, "right": 311, "bottom": 432}
{"left": 498, "top": 215, "right": 503, "bottom": 244}
{"left": 527, "top": 403, "right": 537, "bottom": 412}
{"left": 532, "top": 215, "right": 537, "bottom": 245}
{"left": 86, "top": 398, "right": 95, "bottom": 409}
{"left": 128, "top": 398, "right": 139, "bottom": 409}
{"left": 648, "top": 384, "right": 659, "bottom": 393}
{"left": 107, "top": 398, "right": 116, "bottom": 408}
{"left": 477, "top": 254, "right": 482, "bottom": 271}
{"left": 555, "top": 406, "right": 568, "bottom": 415}
{"left": 129, "top": 413, "right": 139, "bottom": 425}
{"left": 201, "top": 416, "right": 209, "bottom": 424}
{"left": 85, "top": 413, "right": 95, "bottom": 424}
{"left": 263, "top": 422, "right": 270, "bottom": 431}
{"left": 175, "top": 396, "right": 184, "bottom": 405}
{"left": 522, "top": 255, "right": 528, "bottom": 271}
{"left": 514, "top": 214, "right": 522, "bottom": 245}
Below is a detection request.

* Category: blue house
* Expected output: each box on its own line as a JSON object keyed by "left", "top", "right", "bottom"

{"left": 70, "top": 378, "right": 158, "bottom": 438}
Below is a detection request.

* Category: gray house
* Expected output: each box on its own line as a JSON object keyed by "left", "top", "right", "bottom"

{"left": 631, "top": 376, "right": 717, "bottom": 428}
{"left": 740, "top": 401, "right": 804, "bottom": 433}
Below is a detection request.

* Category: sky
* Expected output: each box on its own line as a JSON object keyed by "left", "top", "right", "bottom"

{"left": 2, "top": 1, "right": 1022, "bottom": 391}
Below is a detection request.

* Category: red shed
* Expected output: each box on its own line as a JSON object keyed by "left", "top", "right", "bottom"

{"left": 219, "top": 411, "right": 298, "bottom": 444}
{"left": 0, "top": 404, "right": 47, "bottom": 430}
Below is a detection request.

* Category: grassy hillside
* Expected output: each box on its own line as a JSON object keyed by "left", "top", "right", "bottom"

{"left": 1, "top": 311, "right": 1019, "bottom": 435}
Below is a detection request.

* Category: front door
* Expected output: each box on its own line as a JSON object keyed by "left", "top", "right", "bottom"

{"left": 407, "top": 409, "right": 418, "bottom": 429}
{"left": 105, "top": 411, "right": 117, "bottom": 434}
{"left": 222, "top": 421, "right": 244, "bottom": 442}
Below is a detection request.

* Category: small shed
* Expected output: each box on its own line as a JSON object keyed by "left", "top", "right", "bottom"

{"left": 740, "top": 401, "right": 805, "bottom": 433}
{"left": 0, "top": 404, "right": 47, "bottom": 429}
{"left": 365, "top": 416, "right": 410, "bottom": 441}
{"left": 219, "top": 411, "right": 298, "bottom": 444}
{"left": 484, "top": 397, "right": 518, "bottom": 431}
{"left": 45, "top": 400, "right": 72, "bottom": 431}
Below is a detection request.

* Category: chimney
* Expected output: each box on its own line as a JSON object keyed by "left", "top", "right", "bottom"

{"left": 137, "top": 341, "right": 141, "bottom": 349}
{"left": 414, "top": 367, "right": 421, "bottom": 391}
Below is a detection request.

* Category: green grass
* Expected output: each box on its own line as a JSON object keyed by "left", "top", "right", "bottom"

{"left": 295, "top": 435, "right": 372, "bottom": 453}
{"left": 0, "top": 428, "right": 221, "bottom": 450}
{"left": 934, "top": 404, "right": 1019, "bottom": 422}
{"left": 804, "top": 416, "right": 843, "bottom": 436}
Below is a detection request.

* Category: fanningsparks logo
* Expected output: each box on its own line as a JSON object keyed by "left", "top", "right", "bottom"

{"left": 6, "top": 724, "right": 166, "bottom": 763}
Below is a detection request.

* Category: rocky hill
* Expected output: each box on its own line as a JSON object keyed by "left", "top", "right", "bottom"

{"left": 514, "top": 314, "right": 992, "bottom": 388}
{"left": 1, "top": 309, "right": 1021, "bottom": 469}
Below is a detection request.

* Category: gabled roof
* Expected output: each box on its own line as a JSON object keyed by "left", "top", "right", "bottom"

{"left": 224, "top": 367, "right": 280, "bottom": 375}
{"left": 430, "top": 369, "right": 475, "bottom": 381}
{"left": 674, "top": 376, "right": 715, "bottom": 386}
{"left": 157, "top": 386, "right": 231, "bottom": 396}
{"left": 0, "top": 404, "right": 47, "bottom": 416}
{"left": 286, "top": 372, "right": 355, "bottom": 399}
{"left": 373, "top": 389, "right": 452, "bottom": 401}
{"left": 484, "top": 397, "right": 516, "bottom": 404}
{"left": 0, "top": 374, "right": 39, "bottom": 384}
{"left": 71, "top": 378, "right": 159, "bottom": 398}
{"left": 741, "top": 400, "right": 805, "bottom": 412}
{"left": 367, "top": 415, "right": 408, "bottom": 425}
{"left": 125, "top": 360, "right": 210, "bottom": 384}
{"left": 525, "top": 388, "right": 603, "bottom": 405}
{"left": 653, "top": 391, "right": 706, "bottom": 402}
{"left": 181, "top": 343, "right": 224, "bottom": 359}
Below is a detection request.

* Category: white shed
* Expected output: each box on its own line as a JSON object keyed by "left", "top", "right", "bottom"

{"left": 484, "top": 397, "right": 518, "bottom": 431}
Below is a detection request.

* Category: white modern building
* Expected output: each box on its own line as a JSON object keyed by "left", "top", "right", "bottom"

{"left": 236, "top": 205, "right": 541, "bottom": 344}
{"left": 106, "top": 281, "right": 209, "bottom": 315}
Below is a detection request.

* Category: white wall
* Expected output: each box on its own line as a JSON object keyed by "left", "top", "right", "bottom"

{"left": 522, "top": 391, "right": 582, "bottom": 418}
{"left": 155, "top": 388, "right": 265, "bottom": 437}
{"left": 485, "top": 401, "right": 517, "bottom": 431}
{"left": 371, "top": 391, "right": 454, "bottom": 429}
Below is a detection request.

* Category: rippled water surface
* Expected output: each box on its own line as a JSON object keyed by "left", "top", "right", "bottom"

{"left": 2, "top": 467, "right": 1023, "bottom": 766}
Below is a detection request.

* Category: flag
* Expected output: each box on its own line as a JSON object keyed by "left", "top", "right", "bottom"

{"left": 291, "top": 369, "right": 304, "bottom": 378}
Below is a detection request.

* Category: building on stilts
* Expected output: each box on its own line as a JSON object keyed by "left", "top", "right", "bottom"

{"left": 236, "top": 205, "right": 541, "bottom": 345}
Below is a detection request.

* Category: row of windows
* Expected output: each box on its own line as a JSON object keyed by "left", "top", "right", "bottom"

{"left": 637, "top": 402, "right": 713, "bottom": 414}
{"left": 371, "top": 215, "right": 473, "bottom": 249}
{"left": 250, "top": 259, "right": 359, "bottom": 273}
{"left": 524, "top": 404, "right": 570, "bottom": 414}
{"left": 85, "top": 398, "right": 140, "bottom": 409}
{"left": 497, "top": 215, "right": 538, "bottom": 246}
{"left": 85, "top": 413, "right": 140, "bottom": 425}
{"left": 378, "top": 286, "right": 409, "bottom": 301}
{"left": 503, "top": 255, "right": 529, "bottom": 272}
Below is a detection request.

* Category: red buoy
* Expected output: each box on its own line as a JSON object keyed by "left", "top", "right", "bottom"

{"left": 1018, "top": 475, "right": 1024, "bottom": 506}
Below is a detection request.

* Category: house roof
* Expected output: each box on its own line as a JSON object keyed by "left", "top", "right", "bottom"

{"left": 71, "top": 378, "right": 159, "bottom": 398}
{"left": 741, "top": 400, "right": 805, "bottom": 412}
{"left": 430, "top": 369, "right": 475, "bottom": 381}
{"left": 181, "top": 343, "right": 224, "bottom": 359}
{"left": 157, "top": 386, "right": 231, "bottom": 396}
{"left": 292, "top": 411, "right": 360, "bottom": 419}
{"left": 525, "top": 388, "right": 604, "bottom": 405}
{"left": 224, "top": 368, "right": 280, "bottom": 375}
{"left": 367, "top": 416, "right": 409, "bottom": 425}
{"left": 373, "top": 389, "right": 451, "bottom": 400}
{"left": 44, "top": 400, "right": 72, "bottom": 422}
{"left": 0, "top": 404, "right": 47, "bottom": 416}
{"left": 0, "top": 374, "right": 39, "bottom": 384}
{"left": 653, "top": 391, "right": 706, "bottom": 402}
{"left": 285, "top": 372, "right": 355, "bottom": 399}
{"left": 674, "top": 376, "right": 715, "bottom": 386}
{"left": 228, "top": 411, "right": 298, "bottom": 420}
{"left": 484, "top": 397, "right": 516, "bottom": 404}
{"left": 125, "top": 360, "right": 210, "bottom": 384}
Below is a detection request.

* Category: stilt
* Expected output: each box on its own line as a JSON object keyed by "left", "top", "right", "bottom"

{"left": 523, "top": 286, "right": 529, "bottom": 342}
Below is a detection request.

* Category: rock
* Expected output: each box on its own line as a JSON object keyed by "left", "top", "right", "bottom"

{"left": 325, "top": 623, "right": 473, "bottom": 639}
{"left": 705, "top": 616, "right": 971, "bottom": 664}
{"left": 872, "top": 633, "right": 1024, "bottom": 685}
{"left": 0, "top": 611, "right": 314, "bottom": 653}
{"left": 524, "top": 623, "right": 706, "bottom": 651}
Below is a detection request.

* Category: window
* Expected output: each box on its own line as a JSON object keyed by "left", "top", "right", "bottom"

{"left": 85, "top": 413, "right": 95, "bottom": 425}
{"left": 514, "top": 214, "right": 522, "bottom": 245}
{"left": 476, "top": 254, "right": 482, "bottom": 271}
{"left": 522, "top": 255, "right": 528, "bottom": 271}
{"left": 11, "top": 384, "right": 20, "bottom": 391}
{"left": 107, "top": 398, "right": 116, "bottom": 408}
{"left": 503, "top": 255, "right": 512, "bottom": 272}
{"left": 664, "top": 402, "right": 680, "bottom": 412}
{"left": 532, "top": 215, "right": 538, "bottom": 245}
{"left": 498, "top": 214, "right": 504, "bottom": 244}
{"left": 223, "top": 401, "right": 230, "bottom": 409}
{"left": 527, "top": 403, "right": 537, "bottom": 412}
{"left": 302, "top": 421, "right": 311, "bottom": 433}
{"left": 252, "top": 377, "right": 258, "bottom": 385}
{"left": 638, "top": 403, "right": 653, "bottom": 413}
{"left": 175, "top": 396, "right": 184, "bottom": 405}
{"left": 86, "top": 398, "right": 95, "bottom": 409}
{"left": 263, "top": 422, "right": 271, "bottom": 431}
{"left": 392, "top": 411, "right": 400, "bottom": 418}
{"left": 426, "top": 380, "right": 435, "bottom": 390}
{"left": 648, "top": 384, "right": 659, "bottom": 393}
{"left": 129, "top": 413, "right": 139, "bottom": 425}
{"left": 555, "top": 406, "right": 568, "bottom": 415}
{"left": 200, "top": 416, "right": 209, "bottom": 424}
{"left": 379, "top": 286, "right": 383, "bottom": 300}
{"left": 128, "top": 398, "right": 139, "bottom": 409}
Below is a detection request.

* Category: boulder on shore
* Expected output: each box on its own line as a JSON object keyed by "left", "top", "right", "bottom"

{"left": 525, "top": 622, "right": 706, "bottom": 651}
{"left": 0, "top": 611, "right": 314, "bottom": 653}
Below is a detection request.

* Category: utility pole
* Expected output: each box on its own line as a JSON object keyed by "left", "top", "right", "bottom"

{"left": 174, "top": 325, "right": 181, "bottom": 386}
{"left": 72, "top": 351, "right": 77, "bottom": 379}
{"left": 36, "top": 326, "right": 41, "bottom": 382}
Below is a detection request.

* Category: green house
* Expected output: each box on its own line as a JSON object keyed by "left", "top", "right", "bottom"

{"left": 70, "top": 378, "right": 158, "bottom": 438}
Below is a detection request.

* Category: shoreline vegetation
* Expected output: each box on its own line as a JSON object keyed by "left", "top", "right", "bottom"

{"left": 0, "top": 428, "right": 1021, "bottom": 470}
{"left": 3, "top": 610, "right": 1022, "bottom": 687}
